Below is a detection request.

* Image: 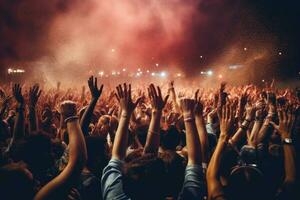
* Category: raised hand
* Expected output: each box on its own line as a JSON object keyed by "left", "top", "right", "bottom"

{"left": 12, "top": 84, "right": 24, "bottom": 105}
{"left": 29, "top": 84, "right": 42, "bottom": 107}
{"left": 115, "top": 83, "right": 141, "bottom": 115}
{"left": 60, "top": 100, "right": 77, "bottom": 123}
{"left": 218, "top": 103, "right": 234, "bottom": 137}
{"left": 148, "top": 84, "right": 169, "bottom": 111}
{"left": 194, "top": 89, "right": 204, "bottom": 116}
{"left": 245, "top": 103, "right": 255, "bottom": 121}
{"left": 180, "top": 98, "right": 196, "bottom": 117}
{"left": 88, "top": 76, "right": 104, "bottom": 99}
{"left": 270, "top": 106, "right": 296, "bottom": 138}
{"left": 218, "top": 82, "right": 227, "bottom": 107}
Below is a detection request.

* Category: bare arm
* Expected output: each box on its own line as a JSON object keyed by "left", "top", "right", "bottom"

{"left": 207, "top": 103, "right": 234, "bottom": 200}
{"left": 271, "top": 107, "right": 296, "bottom": 193}
{"left": 144, "top": 84, "right": 169, "bottom": 154}
{"left": 112, "top": 84, "right": 141, "bottom": 160}
{"left": 12, "top": 84, "right": 25, "bottom": 139}
{"left": 194, "top": 90, "right": 209, "bottom": 163}
{"left": 180, "top": 98, "right": 201, "bottom": 165}
{"left": 80, "top": 76, "right": 103, "bottom": 136}
{"left": 28, "top": 85, "right": 42, "bottom": 133}
{"left": 34, "top": 101, "right": 87, "bottom": 200}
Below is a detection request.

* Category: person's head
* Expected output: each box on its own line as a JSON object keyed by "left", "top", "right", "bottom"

{"left": 85, "top": 136, "right": 109, "bottom": 178}
{"left": 0, "top": 162, "right": 34, "bottom": 200}
{"left": 159, "top": 151, "right": 185, "bottom": 198}
{"left": 10, "top": 134, "right": 54, "bottom": 176}
{"left": 123, "top": 154, "right": 167, "bottom": 200}
{"left": 160, "top": 125, "right": 180, "bottom": 151}
{"left": 92, "top": 115, "right": 111, "bottom": 137}
{"left": 227, "top": 166, "right": 266, "bottom": 200}
{"left": 135, "top": 125, "right": 149, "bottom": 146}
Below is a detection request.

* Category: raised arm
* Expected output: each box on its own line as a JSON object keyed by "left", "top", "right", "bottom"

{"left": 143, "top": 84, "right": 169, "bottom": 154}
{"left": 207, "top": 103, "right": 234, "bottom": 200}
{"left": 34, "top": 101, "right": 87, "bottom": 200}
{"left": 270, "top": 106, "right": 296, "bottom": 194}
{"left": 168, "top": 80, "right": 180, "bottom": 113}
{"left": 194, "top": 90, "right": 209, "bottom": 164}
{"left": 80, "top": 76, "right": 103, "bottom": 136}
{"left": 28, "top": 84, "right": 42, "bottom": 133}
{"left": 180, "top": 98, "right": 201, "bottom": 165}
{"left": 112, "top": 84, "right": 141, "bottom": 160}
{"left": 230, "top": 103, "right": 254, "bottom": 147}
{"left": 12, "top": 84, "right": 25, "bottom": 139}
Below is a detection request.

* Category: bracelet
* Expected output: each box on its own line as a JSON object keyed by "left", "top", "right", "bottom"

{"left": 239, "top": 124, "right": 248, "bottom": 131}
{"left": 184, "top": 117, "right": 195, "bottom": 122}
{"left": 121, "top": 113, "right": 129, "bottom": 118}
{"left": 64, "top": 116, "right": 79, "bottom": 123}
{"left": 183, "top": 113, "right": 194, "bottom": 119}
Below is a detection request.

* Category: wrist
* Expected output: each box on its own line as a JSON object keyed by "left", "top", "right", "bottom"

{"left": 65, "top": 116, "right": 79, "bottom": 124}
{"left": 121, "top": 111, "right": 131, "bottom": 118}
{"left": 152, "top": 109, "right": 162, "bottom": 115}
{"left": 281, "top": 132, "right": 291, "bottom": 139}
{"left": 219, "top": 134, "right": 229, "bottom": 143}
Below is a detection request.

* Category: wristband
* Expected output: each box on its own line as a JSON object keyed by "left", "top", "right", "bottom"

{"left": 239, "top": 124, "right": 248, "bottom": 131}
{"left": 184, "top": 117, "right": 195, "bottom": 122}
{"left": 64, "top": 116, "right": 79, "bottom": 123}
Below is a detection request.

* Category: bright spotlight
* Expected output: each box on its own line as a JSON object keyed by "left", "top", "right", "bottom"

{"left": 151, "top": 72, "right": 155, "bottom": 76}
{"left": 207, "top": 70, "right": 213, "bottom": 76}
{"left": 160, "top": 72, "right": 166, "bottom": 77}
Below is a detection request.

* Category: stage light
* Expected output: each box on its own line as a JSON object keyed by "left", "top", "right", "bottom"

{"left": 151, "top": 72, "right": 155, "bottom": 76}
{"left": 112, "top": 71, "right": 116, "bottom": 75}
{"left": 111, "top": 49, "right": 115, "bottom": 52}
{"left": 98, "top": 71, "right": 104, "bottom": 76}
{"left": 117, "top": 72, "right": 120, "bottom": 75}
{"left": 156, "top": 63, "right": 159, "bottom": 67}
{"left": 122, "top": 68, "right": 126, "bottom": 72}
{"left": 244, "top": 47, "right": 247, "bottom": 51}
{"left": 200, "top": 55, "right": 203, "bottom": 59}
{"left": 262, "top": 79, "right": 265, "bottom": 82}
{"left": 218, "top": 74, "right": 223, "bottom": 79}
{"left": 138, "top": 68, "right": 141, "bottom": 71}
{"left": 146, "top": 70, "right": 150, "bottom": 73}
{"left": 177, "top": 73, "right": 182, "bottom": 77}
{"left": 200, "top": 71, "right": 204, "bottom": 74}
{"left": 7, "top": 68, "right": 25, "bottom": 74}
{"left": 207, "top": 70, "right": 213, "bottom": 76}
{"left": 160, "top": 71, "right": 166, "bottom": 77}
{"left": 278, "top": 52, "right": 282, "bottom": 56}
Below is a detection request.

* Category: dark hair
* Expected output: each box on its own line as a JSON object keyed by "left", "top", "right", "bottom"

{"left": 123, "top": 154, "right": 167, "bottom": 200}
{"left": 85, "top": 136, "right": 109, "bottom": 178}
{"left": 160, "top": 125, "right": 180, "bottom": 151}
{"left": 9, "top": 134, "right": 53, "bottom": 177}
{"left": 135, "top": 125, "right": 149, "bottom": 146}
{"left": 0, "top": 163, "right": 34, "bottom": 200}
{"left": 227, "top": 166, "right": 266, "bottom": 200}
{"left": 159, "top": 151, "right": 186, "bottom": 198}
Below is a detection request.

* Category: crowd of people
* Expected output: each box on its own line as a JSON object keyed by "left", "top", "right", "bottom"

{"left": 0, "top": 76, "right": 299, "bottom": 200}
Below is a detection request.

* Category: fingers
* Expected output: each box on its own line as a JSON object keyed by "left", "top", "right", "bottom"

{"left": 163, "top": 95, "right": 169, "bottom": 105}
{"left": 270, "top": 121, "right": 279, "bottom": 131}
